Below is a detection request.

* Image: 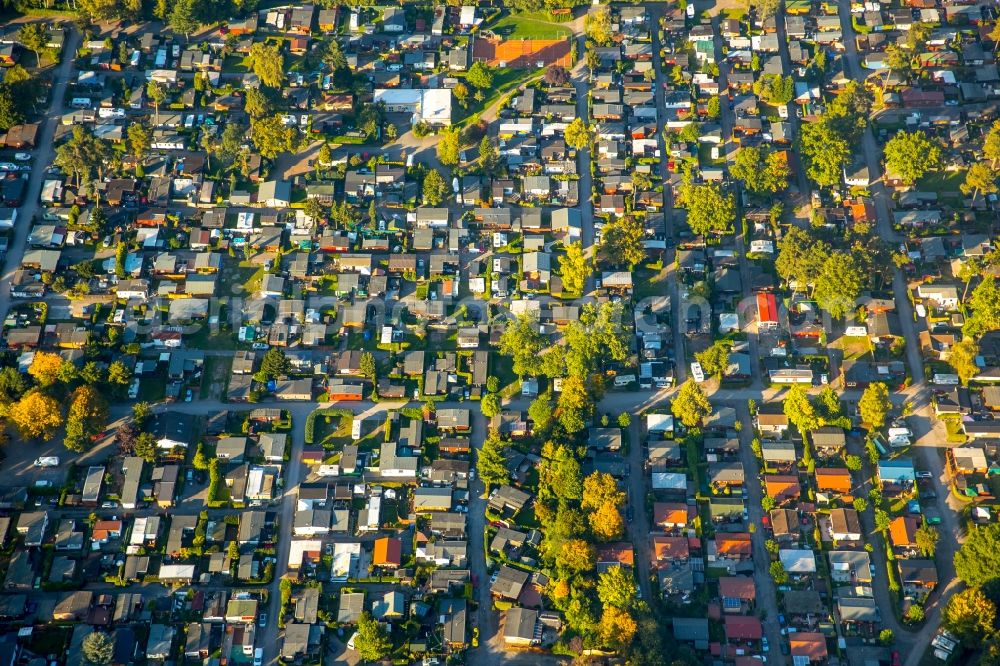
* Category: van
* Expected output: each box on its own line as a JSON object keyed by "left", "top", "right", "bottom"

{"left": 98, "top": 107, "right": 125, "bottom": 119}
{"left": 614, "top": 374, "right": 636, "bottom": 387}
{"left": 71, "top": 97, "right": 91, "bottom": 109}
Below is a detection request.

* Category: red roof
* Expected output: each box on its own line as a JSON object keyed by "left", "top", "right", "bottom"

{"left": 757, "top": 292, "right": 778, "bottom": 325}
{"left": 725, "top": 615, "right": 763, "bottom": 640}
{"left": 719, "top": 576, "right": 756, "bottom": 601}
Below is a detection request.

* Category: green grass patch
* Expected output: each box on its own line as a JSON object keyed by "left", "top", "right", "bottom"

{"left": 454, "top": 67, "right": 543, "bottom": 127}
{"left": 633, "top": 264, "right": 671, "bottom": 301}
{"left": 918, "top": 170, "right": 965, "bottom": 197}
{"left": 489, "top": 13, "right": 573, "bottom": 39}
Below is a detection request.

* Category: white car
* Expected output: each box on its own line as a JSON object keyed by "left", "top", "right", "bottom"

{"left": 33, "top": 457, "right": 59, "bottom": 468}
{"left": 13, "top": 152, "right": 30, "bottom": 162}
{"left": 0, "top": 163, "right": 16, "bottom": 172}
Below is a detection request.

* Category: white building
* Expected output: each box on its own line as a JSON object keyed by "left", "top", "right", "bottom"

{"left": 374, "top": 88, "right": 452, "bottom": 126}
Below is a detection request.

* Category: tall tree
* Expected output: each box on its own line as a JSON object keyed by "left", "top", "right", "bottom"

{"left": 436, "top": 128, "right": 460, "bottom": 168}
{"left": 695, "top": 340, "right": 731, "bottom": 378}
{"left": 965, "top": 276, "right": 1000, "bottom": 339}
{"left": 127, "top": 122, "right": 151, "bottom": 162}
{"left": 680, "top": 182, "right": 736, "bottom": 236}
{"left": 247, "top": 42, "right": 285, "bottom": 88}
{"left": 671, "top": 381, "right": 711, "bottom": 427}
{"left": 18, "top": 23, "right": 48, "bottom": 68}
{"left": 962, "top": 162, "right": 999, "bottom": 201}
{"left": 943, "top": 588, "right": 997, "bottom": 646}
{"left": 8, "top": 391, "right": 62, "bottom": 440}
{"left": 799, "top": 118, "right": 850, "bottom": 188}
{"left": 146, "top": 81, "right": 166, "bottom": 126}
{"left": 422, "top": 169, "right": 449, "bottom": 206}
{"left": 597, "top": 565, "right": 635, "bottom": 609}
{"left": 168, "top": 0, "right": 200, "bottom": 40}
{"left": 478, "top": 432, "right": 509, "bottom": 492}
{"left": 353, "top": 612, "right": 392, "bottom": 662}
{"left": 776, "top": 227, "right": 830, "bottom": 292}
{"left": 949, "top": 338, "right": 980, "bottom": 384}
{"left": 584, "top": 5, "right": 613, "bottom": 45}
{"left": 560, "top": 241, "right": 591, "bottom": 296}
{"left": 82, "top": 632, "right": 114, "bottom": 666}
{"left": 466, "top": 61, "right": 495, "bottom": 90}
{"left": 498, "top": 312, "right": 546, "bottom": 377}
{"left": 859, "top": 382, "right": 892, "bottom": 430}
{"left": 783, "top": 385, "right": 820, "bottom": 434}
{"left": 814, "top": 252, "right": 864, "bottom": 318}
{"left": 883, "top": 130, "right": 941, "bottom": 186}
{"left": 599, "top": 215, "right": 645, "bottom": 267}
{"left": 564, "top": 118, "right": 593, "bottom": 151}
{"left": 956, "top": 523, "right": 1000, "bottom": 587}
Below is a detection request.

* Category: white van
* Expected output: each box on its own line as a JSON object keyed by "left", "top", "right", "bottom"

{"left": 613, "top": 374, "right": 636, "bottom": 387}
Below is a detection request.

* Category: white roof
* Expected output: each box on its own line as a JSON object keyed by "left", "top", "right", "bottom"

{"left": 288, "top": 539, "right": 323, "bottom": 569}
{"left": 779, "top": 549, "right": 817, "bottom": 573}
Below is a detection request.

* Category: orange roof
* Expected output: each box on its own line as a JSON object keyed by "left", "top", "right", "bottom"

{"left": 596, "top": 542, "right": 635, "bottom": 566}
{"left": 719, "top": 576, "right": 756, "bottom": 601}
{"left": 651, "top": 536, "right": 689, "bottom": 562}
{"left": 472, "top": 37, "right": 572, "bottom": 68}
{"left": 790, "top": 632, "right": 829, "bottom": 661}
{"left": 757, "top": 293, "right": 778, "bottom": 325}
{"left": 889, "top": 516, "right": 918, "bottom": 548}
{"left": 653, "top": 502, "right": 690, "bottom": 527}
{"left": 373, "top": 537, "right": 402, "bottom": 567}
{"left": 716, "top": 533, "right": 752, "bottom": 557}
{"left": 764, "top": 475, "right": 802, "bottom": 501}
{"left": 814, "top": 467, "right": 852, "bottom": 492}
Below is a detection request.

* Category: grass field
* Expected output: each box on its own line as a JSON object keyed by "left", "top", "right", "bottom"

{"left": 918, "top": 169, "right": 965, "bottom": 196}
{"left": 490, "top": 13, "right": 573, "bottom": 39}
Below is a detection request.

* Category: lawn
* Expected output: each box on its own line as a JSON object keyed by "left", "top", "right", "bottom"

{"left": 489, "top": 13, "right": 573, "bottom": 39}
{"left": 633, "top": 263, "right": 671, "bottom": 301}
{"left": 918, "top": 170, "right": 965, "bottom": 197}
{"left": 453, "top": 67, "right": 542, "bottom": 127}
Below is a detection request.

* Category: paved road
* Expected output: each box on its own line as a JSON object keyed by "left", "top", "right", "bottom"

{"left": 736, "top": 402, "right": 785, "bottom": 666}
{"left": 0, "top": 28, "right": 81, "bottom": 323}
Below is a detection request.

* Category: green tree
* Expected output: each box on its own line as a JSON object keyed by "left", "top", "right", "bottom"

{"left": 146, "top": 81, "right": 166, "bottom": 126}
{"left": 915, "top": 523, "right": 939, "bottom": 557}
{"left": 706, "top": 95, "right": 721, "bottom": 119}
{"left": 528, "top": 395, "right": 554, "bottom": 432}
{"left": 54, "top": 125, "right": 110, "bottom": 190}
{"left": 480, "top": 392, "right": 501, "bottom": 418}
{"left": 354, "top": 612, "right": 392, "bottom": 661}
{"left": 585, "top": 5, "right": 613, "bottom": 45}
{"left": 599, "top": 215, "right": 645, "bottom": 267}
{"left": 477, "top": 432, "right": 509, "bottom": 492}
{"left": 883, "top": 130, "right": 941, "bottom": 186}
{"left": 956, "top": 523, "right": 1000, "bottom": 587}
{"left": 679, "top": 182, "right": 735, "bottom": 236}
{"left": 966, "top": 277, "right": 1000, "bottom": 340}
{"left": 949, "top": 338, "right": 980, "bottom": 384}
{"left": 466, "top": 61, "right": 494, "bottom": 90}
{"left": 498, "top": 312, "right": 546, "bottom": 377}
{"left": 82, "top": 631, "right": 114, "bottom": 666}
{"left": 985, "top": 121, "right": 1000, "bottom": 167}
{"left": 168, "top": 0, "right": 200, "bottom": 39}
{"left": 695, "top": 340, "right": 730, "bottom": 378}
{"left": 859, "top": 382, "right": 891, "bottom": 430}
{"left": 776, "top": 227, "right": 830, "bottom": 292}
{"left": 783, "top": 385, "right": 820, "bottom": 434}
{"left": 18, "top": 23, "right": 48, "bottom": 68}
{"left": 422, "top": 169, "right": 449, "bottom": 206}
{"left": 962, "top": 162, "right": 998, "bottom": 200}
{"left": 247, "top": 42, "right": 285, "bottom": 88}
{"left": 814, "top": 252, "right": 863, "bottom": 319}
{"left": 845, "top": 455, "right": 862, "bottom": 472}
{"left": 107, "top": 361, "right": 132, "bottom": 388}
{"left": 769, "top": 560, "right": 789, "bottom": 584}
{"left": 597, "top": 565, "right": 635, "bottom": 610}
{"left": 244, "top": 87, "right": 271, "bottom": 119}
{"left": 359, "top": 352, "right": 376, "bottom": 381}
{"left": 560, "top": 241, "right": 591, "bottom": 296}
{"left": 437, "top": 128, "right": 460, "bottom": 168}
{"left": 0, "top": 84, "right": 24, "bottom": 132}
{"left": 617, "top": 412, "right": 631, "bottom": 428}
{"left": 250, "top": 116, "right": 296, "bottom": 159}
{"left": 943, "top": 588, "right": 997, "bottom": 646}
{"left": 879, "top": 629, "right": 895, "bottom": 646}
{"left": 799, "top": 117, "right": 850, "bottom": 188}
{"left": 540, "top": 442, "right": 584, "bottom": 501}
{"left": 127, "top": 122, "right": 151, "bottom": 162}
{"left": 564, "top": 117, "right": 593, "bottom": 151}
{"left": 671, "top": 381, "right": 711, "bottom": 428}
{"left": 853, "top": 497, "right": 868, "bottom": 512}
{"left": 193, "top": 443, "right": 210, "bottom": 471}
{"left": 479, "top": 136, "right": 499, "bottom": 176}
{"left": 731, "top": 146, "right": 789, "bottom": 194}
{"left": 260, "top": 348, "right": 291, "bottom": 381}
{"left": 556, "top": 375, "right": 593, "bottom": 435}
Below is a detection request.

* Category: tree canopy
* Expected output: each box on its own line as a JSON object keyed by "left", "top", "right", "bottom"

{"left": 883, "top": 130, "right": 941, "bottom": 186}
{"left": 671, "top": 381, "right": 711, "bottom": 427}
{"left": 955, "top": 523, "right": 1000, "bottom": 587}
{"left": 679, "top": 182, "right": 736, "bottom": 236}
{"left": 599, "top": 215, "right": 645, "bottom": 267}
{"left": 799, "top": 117, "right": 850, "bottom": 188}
{"left": 859, "top": 382, "right": 891, "bottom": 430}
{"left": 247, "top": 42, "right": 285, "bottom": 88}
{"left": 354, "top": 612, "right": 392, "bottom": 662}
